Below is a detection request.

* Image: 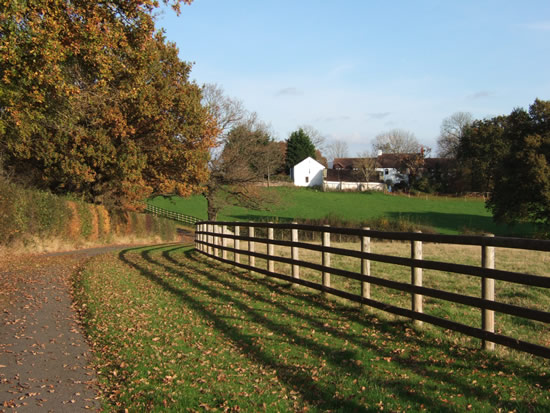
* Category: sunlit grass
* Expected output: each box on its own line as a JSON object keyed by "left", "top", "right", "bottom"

{"left": 75, "top": 244, "right": 550, "bottom": 412}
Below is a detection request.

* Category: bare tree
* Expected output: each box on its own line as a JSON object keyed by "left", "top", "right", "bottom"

{"left": 372, "top": 129, "right": 421, "bottom": 154}
{"left": 202, "top": 83, "right": 247, "bottom": 138}
{"left": 327, "top": 140, "right": 349, "bottom": 162}
{"left": 353, "top": 151, "right": 379, "bottom": 182}
{"left": 298, "top": 124, "right": 326, "bottom": 153}
{"left": 437, "top": 112, "right": 473, "bottom": 158}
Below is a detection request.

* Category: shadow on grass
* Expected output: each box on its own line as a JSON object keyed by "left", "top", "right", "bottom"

{"left": 386, "top": 211, "right": 537, "bottom": 237}
{"left": 117, "top": 245, "right": 549, "bottom": 412}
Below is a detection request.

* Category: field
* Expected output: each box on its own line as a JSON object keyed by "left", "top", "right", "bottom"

{"left": 148, "top": 187, "right": 538, "bottom": 237}
{"left": 74, "top": 244, "right": 550, "bottom": 412}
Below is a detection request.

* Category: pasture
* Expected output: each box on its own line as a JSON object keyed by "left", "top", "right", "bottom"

{"left": 148, "top": 187, "right": 538, "bottom": 237}
{"left": 74, "top": 244, "right": 550, "bottom": 412}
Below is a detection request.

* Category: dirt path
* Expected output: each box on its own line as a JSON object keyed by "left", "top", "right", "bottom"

{"left": 0, "top": 245, "right": 143, "bottom": 412}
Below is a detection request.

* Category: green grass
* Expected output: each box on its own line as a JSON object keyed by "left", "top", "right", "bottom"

{"left": 149, "top": 187, "right": 538, "bottom": 237}
{"left": 74, "top": 244, "right": 550, "bottom": 412}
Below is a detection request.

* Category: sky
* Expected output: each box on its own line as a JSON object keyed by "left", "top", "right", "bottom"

{"left": 156, "top": 1, "right": 550, "bottom": 157}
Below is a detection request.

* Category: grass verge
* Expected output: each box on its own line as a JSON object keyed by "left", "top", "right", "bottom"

{"left": 74, "top": 245, "right": 550, "bottom": 412}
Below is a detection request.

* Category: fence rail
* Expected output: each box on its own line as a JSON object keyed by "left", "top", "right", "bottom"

{"left": 194, "top": 221, "right": 550, "bottom": 359}
{"left": 146, "top": 204, "right": 200, "bottom": 225}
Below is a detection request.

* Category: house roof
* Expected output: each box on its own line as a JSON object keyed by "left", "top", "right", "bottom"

{"left": 333, "top": 154, "right": 407, "bottom": 170}
{"left": 325, "top": 169, "right": 381, "bottom": 183}
{"left": 293, "top": 156, "right": 325, "bottom": 169}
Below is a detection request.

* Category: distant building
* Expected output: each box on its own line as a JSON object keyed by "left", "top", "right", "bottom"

{"left": 291, "top": 157, "right": 325, "bottom": 187}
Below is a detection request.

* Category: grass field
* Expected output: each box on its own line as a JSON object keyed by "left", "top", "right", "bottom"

{"left": 74, "top": 244, "right": 550, "bottom": 412}
{"left": 148, "top": 187, "right": 538, "bottom": 237}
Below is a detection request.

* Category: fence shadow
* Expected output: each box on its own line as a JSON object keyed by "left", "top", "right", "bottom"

{"left": 115, "top": 245, "right": 548, "bottom": 412}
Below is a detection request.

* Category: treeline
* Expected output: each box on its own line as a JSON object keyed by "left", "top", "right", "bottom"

{"left": 430, "top": 99, "right": 550, "bottom": 227}
{"left": 0, "top": 178, "right": 176, "bottom": 248}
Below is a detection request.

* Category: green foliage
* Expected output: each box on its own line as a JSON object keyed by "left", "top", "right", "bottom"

{"left": 285, "top": 128, "right": 316, "bottom": 173}
{"left": 487, "top": 99, "right": 550, "bottom": 227}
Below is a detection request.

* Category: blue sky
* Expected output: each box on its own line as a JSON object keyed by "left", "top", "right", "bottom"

{"left": 156, "top": 1, "right": 550, "bottom": 156}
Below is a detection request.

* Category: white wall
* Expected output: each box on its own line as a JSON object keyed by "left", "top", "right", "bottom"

{"left": 323, "top": 181, "right": 384, "bottom": 191}
{"left": 292, "top": 157, "right": 325, "bottom": 187}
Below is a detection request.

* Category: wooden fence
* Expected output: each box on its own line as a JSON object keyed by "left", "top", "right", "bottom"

{"left": 194, "top": 221, "right": 550, "bottom": 359}
{"left": 146, "top": 204, "right": 200, "bottom": 225}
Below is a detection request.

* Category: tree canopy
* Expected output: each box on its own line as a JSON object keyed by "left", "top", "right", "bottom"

{"left": 285, "top": 128, "right": 316, "bottom": 173}
{"left": 0, "top": 0, "right": 216, "bottom": 209}
{"left": 487, "top": 99, "right": 550, "bottom": 226}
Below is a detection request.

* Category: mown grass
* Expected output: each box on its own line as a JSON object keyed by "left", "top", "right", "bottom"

{"left": 74, "top": 244, "right": 550, "bottom": 412}
{"left": 148, "top": 187, "right": 538, "bottom": 237}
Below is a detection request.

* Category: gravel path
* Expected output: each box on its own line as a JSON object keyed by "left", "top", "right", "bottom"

{"left": 0, "top": 245, "right": 142, "bottom": 412}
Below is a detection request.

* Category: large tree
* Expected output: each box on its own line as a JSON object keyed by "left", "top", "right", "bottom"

{"left": 0, "top": 0, "right": 216, "bottom": 209}
{"left": 285, "top": 128, "right": 316, "bottom": 173}
{"left": 487, "top": 99, "right": 550, "bottom": 226}
{"left": 326, "top": 140, "right": 349, "bottom": 162}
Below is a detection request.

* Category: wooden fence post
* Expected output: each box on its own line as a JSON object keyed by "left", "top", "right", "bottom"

{"left": 482, "top": 234, "right": 495, "bottom": 351}
{"left": 322, "top": 225, "right": 331, "bottom": 291}
{"left": 292, "top": 223, "right": 299, "bottom": 281}
{"left": 361, "top": 227, "right": 371, "bottom": 301}
{"left": 234, "top": 226, "right": 240, "bottom": 264}
{"left": 222, "top": 225, "right": 228, "bottom": 260}
{"left": 411, "top": 231, "right": 423, "bottom": 326}
{"left": 267, "top": 224, "right": 274, "bottom": 273}
{"left": 207, "top": 224, "right": 213, "bottom": 256}
{"left": 249, "top": 226, "right": 255, "bottom": 270}
{"left": 213, "top": 225, "right": 219, "bottom": 257}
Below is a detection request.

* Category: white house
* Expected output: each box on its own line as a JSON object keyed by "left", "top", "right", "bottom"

{"left": 291, "top": 157, "right": 325, "bottom": 187}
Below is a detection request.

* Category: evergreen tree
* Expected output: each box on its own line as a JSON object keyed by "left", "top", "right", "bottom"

{"left": 285, "top": 128, "right": 316, "bottom": 173}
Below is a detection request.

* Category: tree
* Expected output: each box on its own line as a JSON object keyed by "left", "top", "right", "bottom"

{"left": 203, "top": 117, "right": 274, "bottom": 220}
{"left": 259, "top": 141, "right": 285, "bottom": 188}
{"left": 0, "top": 0, "right": 215, "bottom": 210}
{"left": 437, "top": 112, "right": 473, "bottom": 158}
{"left": 487, "top": 99, "right": 550, "bottom": 226}
{"left": 353, "top": 151, "right": 379, "bottom": 182}
{"left": 372, "top": 129, "right": 421, "bottom": 154}
{"left": 298, "top": 124, "right": 326, "bottom": 153}
{"left": 456, "top": 116, "right": 508, "bottom": 193}
{"left": 285, "top": 128, "right": 316, "bottom": 173}
{"left": 326, "top": 140, "right": 349, "bottom": 162}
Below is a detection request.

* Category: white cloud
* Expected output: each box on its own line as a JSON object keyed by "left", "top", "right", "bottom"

{"left": 275, "top": 87, "right": 303, "bottom": 97}
{"left": 467, "top": 90, "right": 494, "bottom": 100}
{"left": 523, "top": 21, "right": 550, "bottom": 31}
{"left": 366, "top": 112, "right": 391, "bottom": 120}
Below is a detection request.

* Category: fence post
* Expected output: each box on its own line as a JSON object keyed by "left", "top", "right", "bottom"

{"left": 222, "top": 225, "right": 228, "bottom": 260}
{"left": 249, "top": 226, "right": 255, "bottom": 270}
{"left": 207, "top": 224, "right": 213, "bottom": 256}
{"left": 291, "top": 223, "right": 299, "bottom": 282}
{"left": 482, "top": 234, "right": 495, "bottom": 351}
{"left": 322, "top": 225, "right": 331, "bottom": 291}
{"left": 411, "top": 231, "right": 423, "bottom": 326}
{"left": 361, "top": 227, "right": 371, "bottom": 301}
{"left": 267, "top": 224, "right": 274, "bottom": 273}
{"left": 234, "top": 225, "right": 240, "bottom": 264}
{"left": 213, "top": 225, "right": 219, "bottom": 257}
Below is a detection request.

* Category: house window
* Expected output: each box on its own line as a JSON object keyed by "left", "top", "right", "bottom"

{"left": 385, "top": 169, "right": 389, "bottom": 175}
{"left": 305, "top": 176, "right": 309, "bottom": 183}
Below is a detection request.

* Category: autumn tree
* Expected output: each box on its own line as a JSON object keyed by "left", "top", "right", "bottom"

{"left": 0, "top": 0, "right": 215, "bottom": 209}
{"left": 285, "top": 128, "right": 316, "bottom": 173}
